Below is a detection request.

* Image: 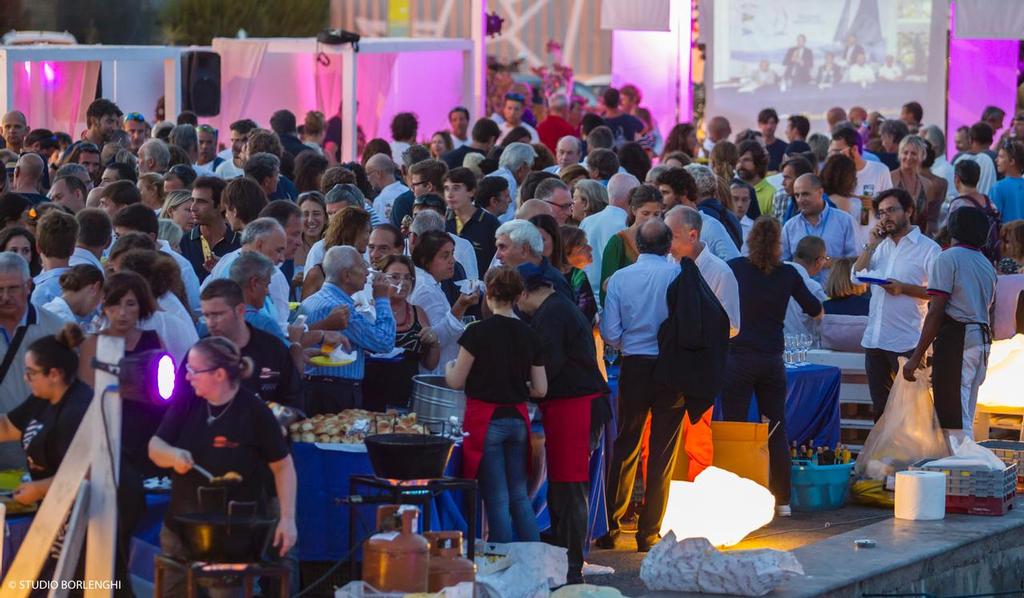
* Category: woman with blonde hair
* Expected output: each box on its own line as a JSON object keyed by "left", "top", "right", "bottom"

{"left": 822, "top": 257, "right": 869, "bottom": 315}
{"left": 138, "top": 172, "right": 165, "bottom": 212}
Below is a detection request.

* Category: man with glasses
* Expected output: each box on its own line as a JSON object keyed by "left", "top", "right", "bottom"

{"left": 534, "top": 178, "right": 573, "bottom": 225}
{"left": 195, "top": 124, "right": 224, "bottom": 175}
{"left": 0, "top": 253, "right": 63, "bottom": 469}
{"left": 123, "top": 112, "right": 150, "bottom": 154}
{"left": 854, "top": 189, "right": 940, "bottom": 419}
{"left": 782, "top": 173, "right": 858, "bottom": 283}
{"left": 82, "top": 98, "right": 123, "bottom": 147}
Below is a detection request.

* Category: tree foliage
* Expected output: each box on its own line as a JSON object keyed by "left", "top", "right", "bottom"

{"left": 161, "top": 0, "right": 329, "bottom": 46}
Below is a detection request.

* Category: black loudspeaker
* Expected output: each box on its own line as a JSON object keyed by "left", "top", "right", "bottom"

{"left": 180, "top": 51, "right": 221, "bottom": 117}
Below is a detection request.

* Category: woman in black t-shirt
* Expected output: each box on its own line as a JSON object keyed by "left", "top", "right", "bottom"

{"left": 446, "top": 267, "right": 546, "bottom": 543}
{"left": 149, "top": 336, "right": 295, "bottom": 588}
{"left": 0, "top": 324, "right": 89, "bottom": 503}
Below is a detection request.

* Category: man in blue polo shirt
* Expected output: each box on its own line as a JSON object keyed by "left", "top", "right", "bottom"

{"left": 781, "top": 173, "right": 857, "bottom": 282}
{"left": 179, "top": 176, "right": 241, "bottom": 282}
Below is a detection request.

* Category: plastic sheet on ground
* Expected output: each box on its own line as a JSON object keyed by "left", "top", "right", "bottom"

{"left": 640, "top": 533, "right": 804, "bottom": 597}
{"left": 550, "top": 584, "right": 627, "bottom": 597}
{"left": 334, "top": 581, "right": 473, "bottom": 597}
{"left": 475, "top": 542, "right": 568, "bottom": 598}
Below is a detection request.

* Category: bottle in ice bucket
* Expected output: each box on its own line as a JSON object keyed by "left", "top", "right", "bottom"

{"left": 861, "top": 184, "right": 875, "bottom": 225}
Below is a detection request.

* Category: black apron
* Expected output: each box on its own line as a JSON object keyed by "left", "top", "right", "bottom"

{"left": 932, "top": 314, "right": 991, "bottom": 429}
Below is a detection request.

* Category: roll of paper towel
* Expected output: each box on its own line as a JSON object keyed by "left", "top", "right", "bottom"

{"left": 894, "top": 470, "right": 946, "bottom": 520}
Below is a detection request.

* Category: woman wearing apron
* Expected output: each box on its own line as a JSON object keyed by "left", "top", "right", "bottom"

{"left": 516, "top": 262, "right": 610, "bottom": 585}
{"left": 445, "top": 266, "right": 546, "bottom": 543}
{"left": 904, "top": 207, "right": 997, "bottom": 440}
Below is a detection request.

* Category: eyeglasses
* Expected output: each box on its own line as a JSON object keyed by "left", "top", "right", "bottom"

{"left": 542, "top": 199, "right": 571, "bottom": 211}
{"left": 124, "top": 112, "right": 147, "bottom": 124}
{"left": 410, "top": 180, "right": 429, "bottom": 189}
{"left": 877, "top": 206, "right": 903, "bottom": 216}
{"left": 186, "top": 364, "right": 219, "bottom": 376}
{"left": 197, "top": 124, "right": 218, "bottom": 135}
{"left": 24, "top": 366, "right": 44, "bottom": 380}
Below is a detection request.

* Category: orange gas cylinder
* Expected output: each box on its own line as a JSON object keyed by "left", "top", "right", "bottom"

{"left": 424, "top": 531, "right": 476, "bottom": 591}
{"left": 362, "top": 506, "right": 429, "bottom": 593}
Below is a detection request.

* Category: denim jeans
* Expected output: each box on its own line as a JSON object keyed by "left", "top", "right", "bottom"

{"left": 478, "top": 416, "right": 540, "bottom": 543}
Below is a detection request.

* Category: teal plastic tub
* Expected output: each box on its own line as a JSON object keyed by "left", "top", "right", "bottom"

{"left": 790, "top": 460, "right": 855, "bottom": 512}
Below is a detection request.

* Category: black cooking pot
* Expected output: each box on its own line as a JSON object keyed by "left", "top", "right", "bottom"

{"left": 364, "top": 433, "right": 454, "bottom": 480}
{"left": 175, "top": 513, "right": 277, "bottom": 563}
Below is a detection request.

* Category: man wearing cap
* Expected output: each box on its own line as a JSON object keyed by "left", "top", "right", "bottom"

{"left": 904, "top": 207, "right": 997, "bottom": 440}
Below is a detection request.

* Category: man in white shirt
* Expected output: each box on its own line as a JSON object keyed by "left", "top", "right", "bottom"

{"left": 829, "top": 126, "right": 892, "bottom": 198}
{"left": 448, "top": 106, "right": 470, "bottom": 149}
{"left": 598, "top": 219, "right": 687, "bottom": 552}
{"left": 664, "top": 206, "right": 740, "bottom": 337}
{"left": 365, "top": 153, "right": 409, "bottom": 222}
{"left": 853, "top": 189, "right": 940, "bottom": 420}
{"left": 543, "top": 136, "right": 582, "bottom": 175}
{"left": 214, "top": 119, "right": 257, "bottom": 180}
{"left": 484, "top": 142, "right": 536, "bottom": 222}
{"left": 784, "top": 236, "right": 828, "bottom": 336}
{"left": 580, "top": 173, "right": 637, "bottom": 298}
{"left": 952, "top": 123, "right": 997, "bottom": 195}
{"left": 492, "top": 92, "right": 539, "bottom": 144}
{"left": 202, "top": 218, "right": 290, "bottom": 334}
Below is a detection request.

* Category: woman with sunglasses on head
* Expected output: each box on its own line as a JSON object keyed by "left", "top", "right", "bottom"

{"left": 149, "top": 336, "right": 296, "bottom": 597}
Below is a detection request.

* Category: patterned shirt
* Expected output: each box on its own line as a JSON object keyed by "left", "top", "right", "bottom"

{"left": 300, "top": 282, "right": 395, "bottom": 380}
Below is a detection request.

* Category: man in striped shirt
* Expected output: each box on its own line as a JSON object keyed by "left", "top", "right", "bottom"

{"left": 299, "top": 245, "right": 395, "bottom": 415}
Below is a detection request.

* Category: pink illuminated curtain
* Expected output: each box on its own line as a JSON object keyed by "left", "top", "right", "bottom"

{"left": 211, "top": 38, "right": 269, "bottom": 132}
{"left": 347, "top": 53, "right": 398, "bottom": 141}
{"left": 14, "top": 61, "right": 98, "bottom": 136}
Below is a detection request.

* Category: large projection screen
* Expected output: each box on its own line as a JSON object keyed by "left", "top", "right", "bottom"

{"left": 702, "top": 0, "right": 949, "bottom": 133}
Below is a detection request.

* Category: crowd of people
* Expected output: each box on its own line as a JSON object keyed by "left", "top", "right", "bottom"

{"left": 0, "top": 82, "right": 1020, "bottom": 591}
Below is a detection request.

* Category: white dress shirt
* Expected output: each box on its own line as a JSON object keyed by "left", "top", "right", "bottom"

{"left": 600, "top": 253, "right": 679, "bottom": 356}
{"left": 853, "top": 226, "right": 940, "bottom": 352}
{"left": 579, "top": 205, "right": 628, "bottom": 297}
{"left": 202, "top": 248, "right": 291, "bottom": 334}
{"left": 42, "top": 296, "right": 93, "bottom": 327}
{"left": 159, "top": 239, "right": 200, "bottom": 312}
{"left": 158, "top": 292, "right": 193, "bottom": 327}
{"left": 700, "top": 212, "right": 742, "bottom": 263}
{"left": 694, "top": 246, "right": 741, "bottom": 337}
{"left": 449, "top": 233, "right": 479, "bottom": 281}
{"left": 739, "top": 215, "right": 754, "bottom": 255}
{"left": 214, "top": 160, "right": 244, "bottom": 180}
{"left": 372, "top": 179, "right": 410, "bottom": 222}
{"left": 139, "top": 310, "right": 199, "bottom": 366}
{"left": 784, "top": 261, "right": 827, "bottom": 336}
{"left": 491, "top": 114, "right": 540, "bottom": 144}
{"left": 409, "top": 266, "right": 466, "bottom": 374}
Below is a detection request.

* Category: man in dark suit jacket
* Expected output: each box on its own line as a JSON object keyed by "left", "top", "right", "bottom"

{"left": 783, "top": 35, "right": 814, "bottom": 86}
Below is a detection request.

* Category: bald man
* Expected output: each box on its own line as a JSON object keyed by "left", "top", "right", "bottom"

{"left": 365, "top": 153, "right": 408, "bottom": 221}
{"left": 781, "top": 173, "right": 858, "bottom": 281}
{"left": 543, "top": 135, "right": 583, "bottom": 175}
{"left": 515, "top": 198, "right": 554, "bottom": 220}
{"left": 12, "top": 153, "right": 48, "bottom": 204}
{"left": 2, "top": 111, "right": 28, "bottom": 153}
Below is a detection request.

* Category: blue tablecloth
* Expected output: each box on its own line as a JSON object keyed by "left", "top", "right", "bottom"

{"left": 3, "top": 493, "right": 169, "bottom": 584}
{"left": 711, "top": 363, "right": 842, "bottom": 447}
{"left": 294, "top": 433, "right": 609, "bottom": 562}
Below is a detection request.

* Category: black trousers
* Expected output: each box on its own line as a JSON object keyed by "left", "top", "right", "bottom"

{"left": 720, "top": 351, "right": 790, "bottom": 504}
{"left": 304, "top": 377, "right": 362, "bottom": 416}
{"left": 864, "top": 348, "right": 913, "bottom": 421}
{"left": 604, "top": 356, "right": 685, "bottom": 544}
{"left": 547, "top": 481, "right": 588, "bottom": 582}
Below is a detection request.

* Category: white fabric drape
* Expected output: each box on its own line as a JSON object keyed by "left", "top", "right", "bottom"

{"left": 16, "top": 60, "right": 98, "bottom": 137}
{"left": 955, "top": 0, "right": 1024, "bottom": 39}
{"left": 211, "top": 38, "right": 269, "bottom": 131}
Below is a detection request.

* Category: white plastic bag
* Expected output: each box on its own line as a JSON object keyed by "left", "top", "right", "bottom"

{"left": 923, "top": 436, "right": 1005, "bottom": 470}
{"left": 854, "top": 358, "right": 949, "bottom": 480}
{"left": 640, "top": 533, "right": 803, "bottom": 596}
